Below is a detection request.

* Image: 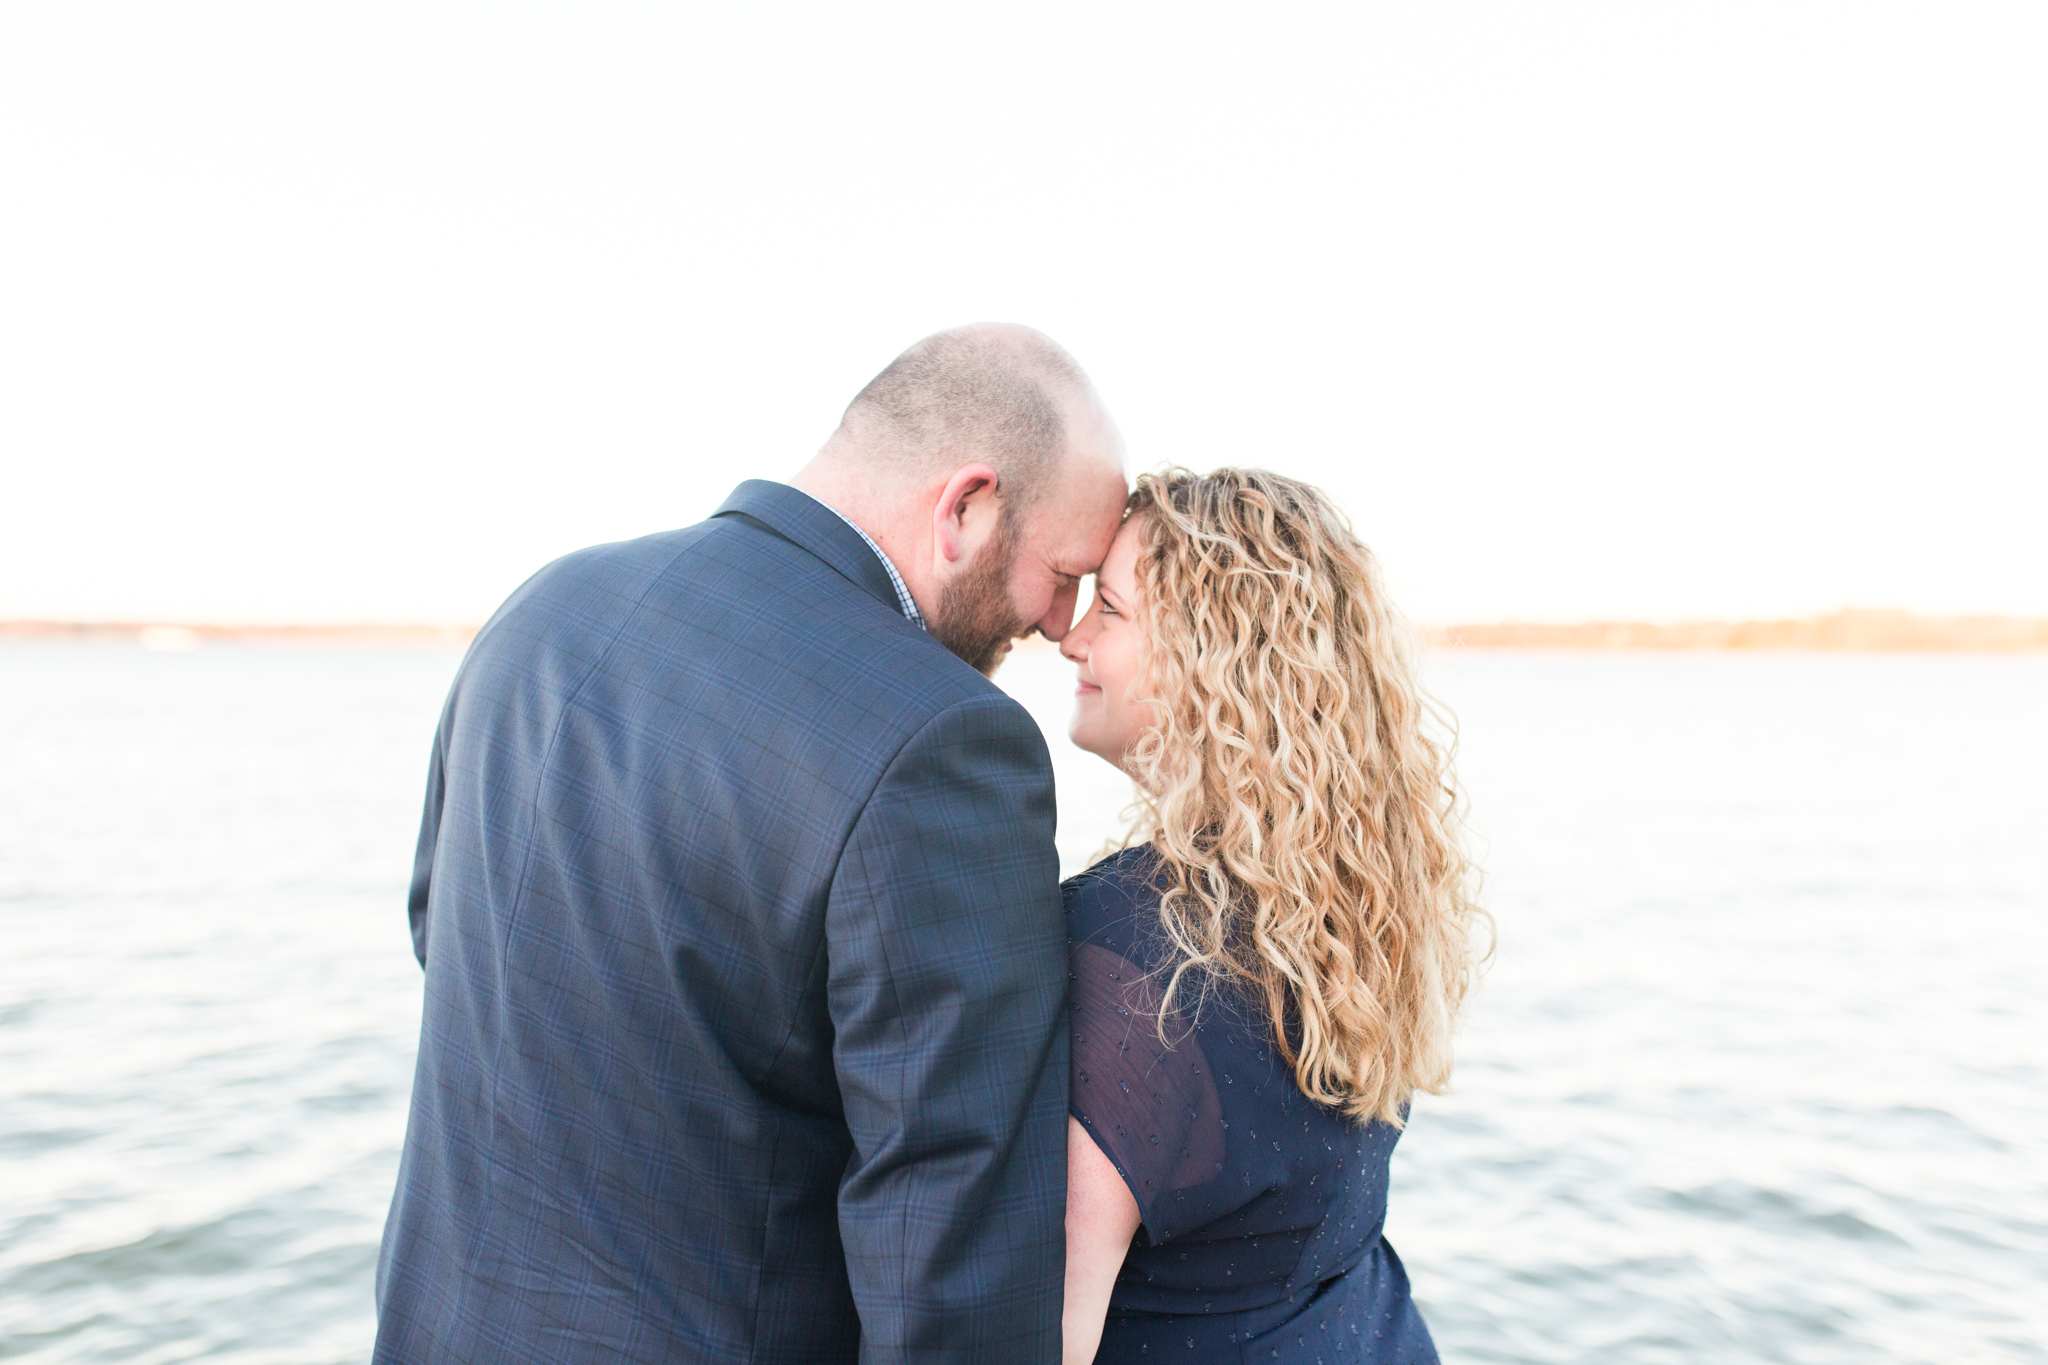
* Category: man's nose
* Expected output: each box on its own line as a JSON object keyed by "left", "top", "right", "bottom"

{"left": 1036, "top": 586, "right": 1079, "bottom": 642}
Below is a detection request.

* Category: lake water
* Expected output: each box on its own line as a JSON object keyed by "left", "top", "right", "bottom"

{"left": 2, "top": 641, "right": 2043, "bottom": 1362}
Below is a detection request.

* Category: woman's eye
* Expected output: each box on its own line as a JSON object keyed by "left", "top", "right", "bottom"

{"left": 1099, "top": 602, "right": 1120, "bottom": 617}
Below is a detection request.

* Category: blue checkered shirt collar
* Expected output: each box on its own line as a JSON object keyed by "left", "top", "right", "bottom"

{"left": 794, "top": 491, "right": 927, "bottom": 632}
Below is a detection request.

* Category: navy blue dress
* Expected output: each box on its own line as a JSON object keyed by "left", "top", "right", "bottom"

{"left": 1066, "top": 848, "right": 1438, "bottom": 1364}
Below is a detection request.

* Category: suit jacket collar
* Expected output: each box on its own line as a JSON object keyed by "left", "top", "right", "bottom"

{"left": 712, "top": 480, "right": 911, "bottom": 623}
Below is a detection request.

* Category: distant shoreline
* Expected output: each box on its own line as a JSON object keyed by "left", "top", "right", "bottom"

{"left": 5, "top": 609, "right": 2046, "bottom": 652}
{"left": 0, "top": 621, "right": 480, "bottom": 648}
{"left": 1427, "top": 610, "right": 2048, "bottom": 652}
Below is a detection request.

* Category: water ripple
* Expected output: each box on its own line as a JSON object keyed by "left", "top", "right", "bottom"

{"left": 2, "top": 645, "right": 2044, "bottom": 1363}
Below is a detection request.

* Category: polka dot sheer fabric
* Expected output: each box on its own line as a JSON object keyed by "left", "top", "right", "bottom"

{"left": 1065, "top": 848, "right": 1439, "bottom": 1363}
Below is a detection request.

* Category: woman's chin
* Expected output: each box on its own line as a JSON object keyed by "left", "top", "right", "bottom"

{"left": 1067, "top": 723, "right": 1105, "bottom": 764}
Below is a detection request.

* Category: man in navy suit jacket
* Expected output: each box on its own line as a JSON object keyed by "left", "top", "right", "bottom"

{"left": 374, "top": 325, "right": 1127, "bottom": 1363}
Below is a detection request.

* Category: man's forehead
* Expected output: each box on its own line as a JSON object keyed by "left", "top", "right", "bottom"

{"left": 1041, "top": 507, "right": 1125, "bottom": 577}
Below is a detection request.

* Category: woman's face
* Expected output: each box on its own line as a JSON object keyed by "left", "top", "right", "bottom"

{"left": 1061, "top": 516, "right": 1155, "bottom": 773}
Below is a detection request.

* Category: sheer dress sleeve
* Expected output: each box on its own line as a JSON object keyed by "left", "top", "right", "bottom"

{"left": 1064, "top": 852, "right": 1227, "bottom": 1242}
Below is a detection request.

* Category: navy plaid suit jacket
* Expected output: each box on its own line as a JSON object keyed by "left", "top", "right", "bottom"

{"left": 375, "top": 481, "right": 1070, "bottom": 1363}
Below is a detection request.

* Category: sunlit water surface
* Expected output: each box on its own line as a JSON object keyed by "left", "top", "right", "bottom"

{"left": 2, "top": 642, "right": 2042, "bottom": 1362}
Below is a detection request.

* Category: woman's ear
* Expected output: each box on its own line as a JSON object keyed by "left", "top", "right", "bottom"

{"left": 930, "top": 464, "right": 1001, "bottom": 565}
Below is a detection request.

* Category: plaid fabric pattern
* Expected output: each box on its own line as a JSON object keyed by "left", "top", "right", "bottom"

{"left": 374, "top": 481, "right": 1068, "bottom": 1364}
{"left": 799, "top": 490, "right": 926, "bottom": 631}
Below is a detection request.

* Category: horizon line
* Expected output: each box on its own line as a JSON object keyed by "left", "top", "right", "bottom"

{"left": 6, "top": 609, "right": 2048, "bottom": 653}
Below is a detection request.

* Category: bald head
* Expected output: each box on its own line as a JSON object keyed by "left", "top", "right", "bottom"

{"left": 835, "top": 323, "right": 1099, "bottom": 510}
{"left": 793, "top": 324, "right": 1127, "bottom": 671}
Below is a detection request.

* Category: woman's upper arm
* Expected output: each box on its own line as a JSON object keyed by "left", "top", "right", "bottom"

{"left": 1064, "top": 1115, "right": 1141, "bottom": 1365}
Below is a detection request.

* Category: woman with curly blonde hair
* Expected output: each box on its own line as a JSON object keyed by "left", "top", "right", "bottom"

{"left": 1058, "top": 468, "right": 1484, "bottom": 1365}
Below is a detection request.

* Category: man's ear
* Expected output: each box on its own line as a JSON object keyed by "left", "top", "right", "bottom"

{"left": 931, "top": 463, "right": 1001, "bottom": 565}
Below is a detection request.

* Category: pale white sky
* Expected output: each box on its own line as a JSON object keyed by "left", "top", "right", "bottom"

{"left": 2, "top": 2, "right": 2042, "bottom": 625}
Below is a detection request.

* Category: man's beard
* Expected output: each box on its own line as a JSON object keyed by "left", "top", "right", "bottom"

{"left": 929, "top": 511, "right": 1033, "bottom": 677}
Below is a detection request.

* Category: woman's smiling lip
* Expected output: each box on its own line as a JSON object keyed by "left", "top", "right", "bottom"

{"left": 1075, "top": 678, "right": 1102, "bottom": 695}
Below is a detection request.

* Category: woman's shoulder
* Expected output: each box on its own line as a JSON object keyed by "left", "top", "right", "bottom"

{"left": 1061, "top": 845, "right": 1163, "bottom": 944}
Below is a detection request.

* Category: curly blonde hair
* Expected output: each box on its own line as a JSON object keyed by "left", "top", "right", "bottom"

{"left": 1124, "top": 467, "right": 1486, "bottom": 1126}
